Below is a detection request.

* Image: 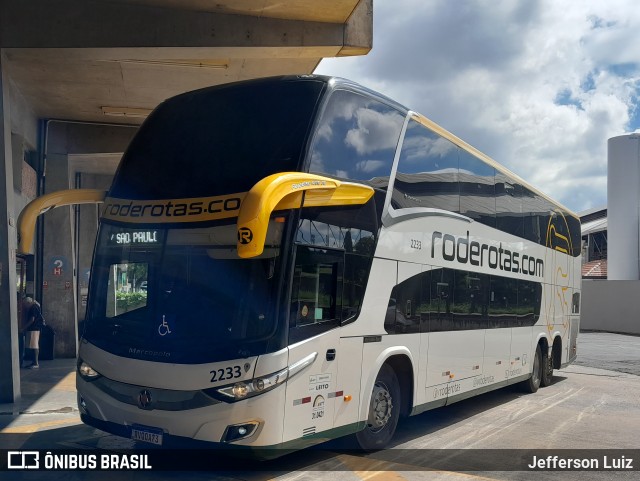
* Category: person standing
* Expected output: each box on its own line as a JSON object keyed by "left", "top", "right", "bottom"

{"left": 21, "top": 297, "right": 44, "bottom": 369}
{"left": 17, "top": 294, "right": 26, "bottom": 368}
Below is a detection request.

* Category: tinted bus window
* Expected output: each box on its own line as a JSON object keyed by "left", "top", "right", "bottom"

{"left": 429, "top": 268, "right": 455, "bottom": 331}
{"left": 517, "top": 279, "right": 542, "bottom": 326}
{"left": 295, "top": 201, "right": 378, "bottom": 324}
{"left": 458, "top": 150, "right": 495, "bottom": 226}
{"left": 111, "top": 78, "right": 325, "bottom": 199}
{"left": 453, "top": 271, "right": 489, "bottom": 330}
{"left": 393, "top": 120, "right": 460, "bottom": 211}
{"left": 488, "top": 275, "right": 518, "bottom": 328}
{"left": 308, "top": 90, "right": 404, "bottom": 188}
{"left": 496, "top": 174, "right": 523, "bottom": 238}
{"left": 386, "top": 270, "right": 422, "bottom": 335}
{"left": 522, "top": 187, "right": 546, "bottom": 245}
{"left": 566, "top": 214, "right": 582, "bottom": 257}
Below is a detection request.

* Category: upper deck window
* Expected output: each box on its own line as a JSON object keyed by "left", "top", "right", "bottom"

{"left": 392, "top": 119, "right": 460, "bottom": 212}
{"left": 458, "top": 149, "right": 496, "bottom": 227}
{"left": 110, "top": 79, "right": 325, "bottom": 200}
{"left": 308, "top": 89, "right": 404, "bottom": 188}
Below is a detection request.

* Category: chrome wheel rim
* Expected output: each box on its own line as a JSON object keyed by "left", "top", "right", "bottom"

{"left": 367, "top": 381, "right": 393, "bottom": 433}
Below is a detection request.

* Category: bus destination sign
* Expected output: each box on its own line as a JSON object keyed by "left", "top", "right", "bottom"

{"left": 110, "top": 231, "right": 159, "bottom": 245}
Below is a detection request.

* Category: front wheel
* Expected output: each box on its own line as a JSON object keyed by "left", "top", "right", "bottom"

{"left": 355, "top": 364, "right": 401, "bottom": 451}
{"left": 521, "top": 344, "right": 542, "bottom": 393}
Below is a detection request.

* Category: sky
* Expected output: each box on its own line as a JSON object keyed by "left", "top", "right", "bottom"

{"left": 315, "top": 0, "right": 640, "bottom": 213}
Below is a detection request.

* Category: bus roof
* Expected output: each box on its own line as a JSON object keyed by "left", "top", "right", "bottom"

{"left": 321, "top": 75, "right": 577, "bottom": 219}
{"left": 115, "top": 74, "right": 577, "bottom": 219}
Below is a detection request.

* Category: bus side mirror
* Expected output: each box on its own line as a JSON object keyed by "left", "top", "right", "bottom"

{"left": 18, "top": 189, "right": 107, "bottom": 254}
{"left": 236, "top": 172, "right": 373, "bottom": 258}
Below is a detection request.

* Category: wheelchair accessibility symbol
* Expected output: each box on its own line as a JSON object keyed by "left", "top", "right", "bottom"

{"left": 158, "top": 315, "right": 172, "bottom": 336}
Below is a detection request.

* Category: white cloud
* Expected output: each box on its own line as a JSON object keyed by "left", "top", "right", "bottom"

{"left": 316, "top": 0, "right": 640, "bottom": 212}
{"left": 345, "top": 108, "right": 405, "bottom": 155}
{"left": 355, "top": 160, "right": 386, "bottom": 174}
{"left": 402, "top": 134, "right": 451, "bottom": 163}
{"left": 309, "top": 150, "right": 325, "bottom": 173}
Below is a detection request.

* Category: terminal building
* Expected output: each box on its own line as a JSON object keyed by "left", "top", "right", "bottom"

{"left": 0, "top": 0, "right": 373, "bottom": 403}
{"left": 580, "top": 134, "right": 640, "bottom": 336}
{"left": 580, "top": 206, "right": 607, "bottom": 280}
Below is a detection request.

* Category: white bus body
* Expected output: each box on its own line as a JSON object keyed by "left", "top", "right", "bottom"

{"left": 74, "top": 76, "right": 581, "bottom": 453}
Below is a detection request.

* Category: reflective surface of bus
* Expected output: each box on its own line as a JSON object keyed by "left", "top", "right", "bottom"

{"left": 76, "top": 76, "right": 581, "bottom": 452}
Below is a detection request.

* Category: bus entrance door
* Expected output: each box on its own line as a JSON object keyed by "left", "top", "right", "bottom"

{"left": 282, "top": 246, "right": 344, "bottom": 443}
{"left": 283, "top": 333, "right": 339, "bottom": 443}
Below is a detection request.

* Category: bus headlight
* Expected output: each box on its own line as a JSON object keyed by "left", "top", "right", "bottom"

{"left": 232, "top": 383, "right": 249, "bottom": 398}
{"left": 203, "top": 352, "right": 317, "bottom": 403}
{"left": 77, "top": 359, "right": 102, "bottom": 381}
{"left": 205, "top": 367, "right": 288, "bottom": 402}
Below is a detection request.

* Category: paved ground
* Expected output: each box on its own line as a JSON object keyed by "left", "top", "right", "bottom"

{"left": 573, "top": 332, "right": 640, "bottom": 375}
{"left": 1, "top": 331, "right": 639, "bottom": 480}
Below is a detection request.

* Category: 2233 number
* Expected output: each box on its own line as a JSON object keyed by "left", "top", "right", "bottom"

{"left": 410, "top": 239, "right": 422, "bottom": 250}
{"left": 210, "top": 365, "right": 242, "bottom": 383}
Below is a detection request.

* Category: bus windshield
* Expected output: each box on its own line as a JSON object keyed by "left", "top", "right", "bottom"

{"left": 109, "top": 78, "right": 325, "bottom": 200}
{"left": 84, "top": 220, "right": 287, "bottom": 363}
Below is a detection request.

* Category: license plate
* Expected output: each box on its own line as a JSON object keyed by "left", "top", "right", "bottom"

{"left": 131, "top": 425, "right": 163, "bottom": 445}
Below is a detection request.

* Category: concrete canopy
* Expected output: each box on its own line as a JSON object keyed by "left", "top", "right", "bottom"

{"left": 0, "top": 0, "right": 372, "bottom": 403}
{"left": 1, "top": 0, "right": 372, "bottom": 126}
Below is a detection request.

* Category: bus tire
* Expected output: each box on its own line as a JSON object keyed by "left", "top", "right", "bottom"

{"left": 521, "top": 344, "right": 542, "bottom": 393}
{"left": 356, "top": 364, "right": 401, "bottom": 451}
{"left": 541, "top": 344, "right": 554, "bottom": 387}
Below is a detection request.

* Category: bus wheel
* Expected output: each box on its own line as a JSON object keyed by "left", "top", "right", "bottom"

{"left": 541, "top": 345, "right": 554, "bottom": 387}
{"left": 521, "top": 344, "right": 542, "bottom": 393}
{"left": 356, "top": 364, "right": 400, "bottom": 451}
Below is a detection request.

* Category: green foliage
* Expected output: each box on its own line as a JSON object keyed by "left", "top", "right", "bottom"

{"left": 354, "top": 236, "right": 375, "bottom": 256}
{"left": 116, "top": 291, "right": 147, "bottom": 310}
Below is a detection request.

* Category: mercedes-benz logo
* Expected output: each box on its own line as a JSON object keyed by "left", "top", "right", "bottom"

{"left": 138, "top": 389, "right": 153, "bottom": 410}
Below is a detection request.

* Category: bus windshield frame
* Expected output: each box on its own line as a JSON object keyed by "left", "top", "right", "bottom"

{"left": 84, "top": 217, "right": 291, "bottom": 364}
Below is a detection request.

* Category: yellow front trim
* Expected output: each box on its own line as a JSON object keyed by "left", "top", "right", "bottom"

{"left": 18, "top": 189, "right": 107, "bottom": 254}
{"left": 18, "top": 175, "right": 373, "bottom": 257}
{"left": 237, "top": 172, "right": 374, "bottom": 258}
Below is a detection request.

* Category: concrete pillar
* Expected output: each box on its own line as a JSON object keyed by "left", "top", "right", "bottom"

{"left": 42, "top": 122, "right": 136, "bottom": 358}
{"left": 42, "top": 152, "right": 78, "bottom": 358}
{"left": 608, "top": 134, "right": 640, "bottom": 280}
{"left": 0, "top": 50, "right": 20, "bottom": 403}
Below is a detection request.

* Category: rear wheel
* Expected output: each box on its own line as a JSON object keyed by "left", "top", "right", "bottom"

{"left": 355, "top": 364, "right": 401, "bottom": 451}
{"left": 541, "top": 344, "right": 554, "bottom": 387}
{"left": 521, "top": 344, "right": 542, "bottom": 393}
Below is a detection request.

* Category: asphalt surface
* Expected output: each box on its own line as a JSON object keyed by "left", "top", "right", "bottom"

{"left": 573, "top": 331, "right": 640, "bottom": 375}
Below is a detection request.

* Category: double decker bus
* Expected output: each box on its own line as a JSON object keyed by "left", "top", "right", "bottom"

{"left": 58, "top": 76, "right": 580, "bottom": 452}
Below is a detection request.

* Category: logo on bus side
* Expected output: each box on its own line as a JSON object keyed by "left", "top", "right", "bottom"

{"left": 431, "top": 230, "right": 545, "bottom": 279}
{"left": 101, "top": 194, "right": 245, "bottom": 224}
{"left": 237, "top": 227, "right": 253, "bottom": 244}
